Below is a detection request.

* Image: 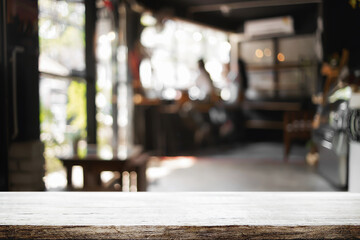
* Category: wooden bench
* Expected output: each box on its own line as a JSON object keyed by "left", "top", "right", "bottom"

{"left": 0, "top": 192, "right": 359, "bottom": 239}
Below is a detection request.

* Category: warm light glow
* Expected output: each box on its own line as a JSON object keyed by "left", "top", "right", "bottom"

{"left": 189, "top": 86, "right": 201, "bottom": 100}
{"left": 139, "top": 18, "right": 231, "bottom": 99}
{"left": 98, "top": 145, "right": 113, "bottom": 159}
{"left": 101, "top": 171, "right": 116, "bottom": 184}
{"left": 146, "top": 156, "right": 196, "bottom": 184}
{"left": 96, "top": 112, "right": 104, "bottom": 122}
{"left": 107, "top": 31, "right": 116, "bottom": 41}
{"left": 140, "top": 12, "right": 157, "bottom": 26}
{"left": 176, "top": 64, "right": 191, "bottom": 89}
{"left": 219, "top": 41, "right": 231, "bottom": 63}
{"left": 255, "top": 49, "right": 264, "bottom": 58}
{"left": 103, "top": 115, "right": 113, "bottom": 126}
{"left": 140, "top": 27, "right": 157, "bottom": 48}
{"left": 133, "top": 94, "right": 143, "bottom": 104}
{"left": 122, "top": 171, "right": 130, "bottom": 192}
{"left": 277, "top": 52, "right": 285, "bottom": 62}
{"left": 175, "top": 90, "right": 182, "bottom": 100}
{"left": 159, "top": 156, "right": 196, "bottom": 171}
{"left": 205, "top": 60, "right": 223, "bottom": 83}
{"left": 72, "top": 166, "right": 84, "bottom": 189}
{"left": 264, "top": 48, "right": 271, "bottom": 57}
{"left": 155, "top": 61, "right": 176, "bottom": 88}
{"left": 117, "top": 45, "right": 128, "bottom": 63}
{"left": 220, "top": 41, "right": 231, "bottom": 52}
{"left": 220, "top": 88, "right": 231, "bottom": 101}
{"left": 162, "top": 88, "right": 177, "bottom": 100}
{"left": 96, "top": 93, "right": 107, "bottom": 108}
{"left": 208, "top": 36, "right": 217, "bottom": 45}
{"left": 118, "top": 145, "right": 128, "bottom": 160}
{"left": 118, "top": 108, "right": 128, "bottom": 127}
{"left": 96, "top": 36, "right": 111, "bottom": 60}
{"left": 193, "top": 32, "right": 203, "bottom": 42}
{"left": 220, "top": 5, "right": 230, "bottom": 14}
{"left": 175, "top": 29, "right": 186, "bottom": 40}
{"left": 139, "top": 59, "right": 152, "bottom": 88}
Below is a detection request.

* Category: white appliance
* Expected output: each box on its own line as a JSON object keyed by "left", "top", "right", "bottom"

{"left": 244, "top": 16, "right": 294, "bottom": 38}
{"left": 348, "top": 93, "right": 360, "bottom": 192}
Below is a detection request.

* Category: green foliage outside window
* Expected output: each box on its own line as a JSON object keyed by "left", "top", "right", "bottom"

{"left": 67, "top": 81, "right": 87, "bottom": 139}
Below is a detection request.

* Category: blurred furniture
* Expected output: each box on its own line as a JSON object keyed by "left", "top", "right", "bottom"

{"left": 158, "top": 102, "right": 215, "bottom": 155}
{"left": 283, "top": 111, "right": 314, "bottom": 161}
{"left": 1, "top": 192, "right": 360, "bottom": 239}
{"left": 135, "top": 99, "right": 219, "bottom": 156}
{"left": 243, "top": 100, "right": 302, "bottom": 131}
{"left": 60, "top": 148, "right": 149, "bottom": 191}
{"left": 239, "top": 35, "right": 318, "bottom": 138}
{"left": 134, "top": 101, "right": 161, "bottom": 153}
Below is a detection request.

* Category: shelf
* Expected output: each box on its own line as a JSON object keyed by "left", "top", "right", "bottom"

{"left": 245, "top": 120, "right": 283, "bottom": 129}
{"left": 247, "top": 63, "right": 313, "bottom": 71}
{"left": 242, "top": 101, "right": 302, "bottom": 111}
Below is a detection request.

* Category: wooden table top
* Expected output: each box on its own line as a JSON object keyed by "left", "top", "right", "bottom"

{"left": 59, "top": 146, "right": 147, "bottom": 163}
{"left": 1, "top": 192, "right": 360, "bottom": 239}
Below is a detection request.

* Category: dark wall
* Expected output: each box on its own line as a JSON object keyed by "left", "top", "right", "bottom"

{"left": 292, "top": 5, "right": 318, "bottom": 35}
{"left": 323, "top": 0, "right": 360, "bottom": 69}
{"left": 0, "top": 0, "right": 9, "bottom": 191}
{"left": 126, "top": 6, "right": 141, "bottom": 51}
{"left": 85, "top": 0, "right": 97, "bottom": 144}
{"left": 7, "top": 0, "right": 40, "bottom": 141}
{"left": 1, "top": 0, "right": 40, "bottom": 190}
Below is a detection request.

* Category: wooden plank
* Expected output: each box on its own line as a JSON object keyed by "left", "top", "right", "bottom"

{"left": 1, "top": 225, "right": 360, "bottom": 239}
{"left": 245, "top": 120, "right": 284, "bottom": 129}
{"left": 242, "top": 101, "right": 302, "bottom": 111}
{"left": 247, "top": 63, "right": 305, "bottom": 71}
{"left": 0, "top": 192, "right": 360, "bottom": 239}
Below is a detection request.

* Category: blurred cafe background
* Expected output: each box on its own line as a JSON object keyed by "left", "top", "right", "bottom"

{"left": 1, "top": 0, "right": 360, "bottom": 192}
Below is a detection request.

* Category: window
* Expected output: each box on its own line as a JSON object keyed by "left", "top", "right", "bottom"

{"left": 139, "top": 18, "right": 234, "bottom": 101}
{"left": 38, "top": 0, "right": 87, "bottom": 188}
{"left": 239, "top": 35, "right": 318, "bottom": 100}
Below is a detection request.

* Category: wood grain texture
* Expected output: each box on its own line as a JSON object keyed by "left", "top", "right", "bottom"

{"left": 1, "top": 225, "right": 360, "bottom": 239}
{"left": 1, "top": 192, "right": 360, "bottom": 239}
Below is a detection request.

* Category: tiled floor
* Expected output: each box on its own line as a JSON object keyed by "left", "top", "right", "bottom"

{"left": 147, "top": 142, "right": 337, "bottom": 192}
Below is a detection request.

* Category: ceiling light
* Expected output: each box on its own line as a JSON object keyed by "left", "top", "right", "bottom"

{"left": 220, "top": 5, "right": 230, "bottom": 15}
{"left": 255, "top": 49, "right": 264, "bottom": 58}
{"left": 264, "top": 48, "right": 271, "bottom": 57}
{"left": 277, "top": 53, "right": 285, "bottom": 62}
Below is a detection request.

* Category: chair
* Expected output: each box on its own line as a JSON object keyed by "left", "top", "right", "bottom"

{"left": 283, "top": 111, "right": 314, "bottom": 161}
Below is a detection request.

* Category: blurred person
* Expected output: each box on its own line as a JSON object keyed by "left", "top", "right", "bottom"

{"left": 237, "top": 58, "right": 248, "bottom": 102}
{"left": 236, "top": 57, "right": 249, "bottom": 142}
{"left": 129, "top": 40, "right": 148, "bottom": 95}
{"left": 179, "top": 59, "right": 216, "bottom": 146}
{"left": 194, "top": 59, "right": 217, "bottom": 102}
{"left": 222, "top": 62, "right": 240, "bottom": 103}
{"left": 215, "top": 63, "right": 237, "bottom": 138}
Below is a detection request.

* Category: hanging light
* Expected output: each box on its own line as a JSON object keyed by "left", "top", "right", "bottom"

{"left": 140, "top": 11, "right": 157, "bottom": 26}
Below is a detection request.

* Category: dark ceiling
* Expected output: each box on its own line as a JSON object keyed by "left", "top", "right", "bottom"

{"left": 136, "top": 0, "right": 321, "bottom": 33}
